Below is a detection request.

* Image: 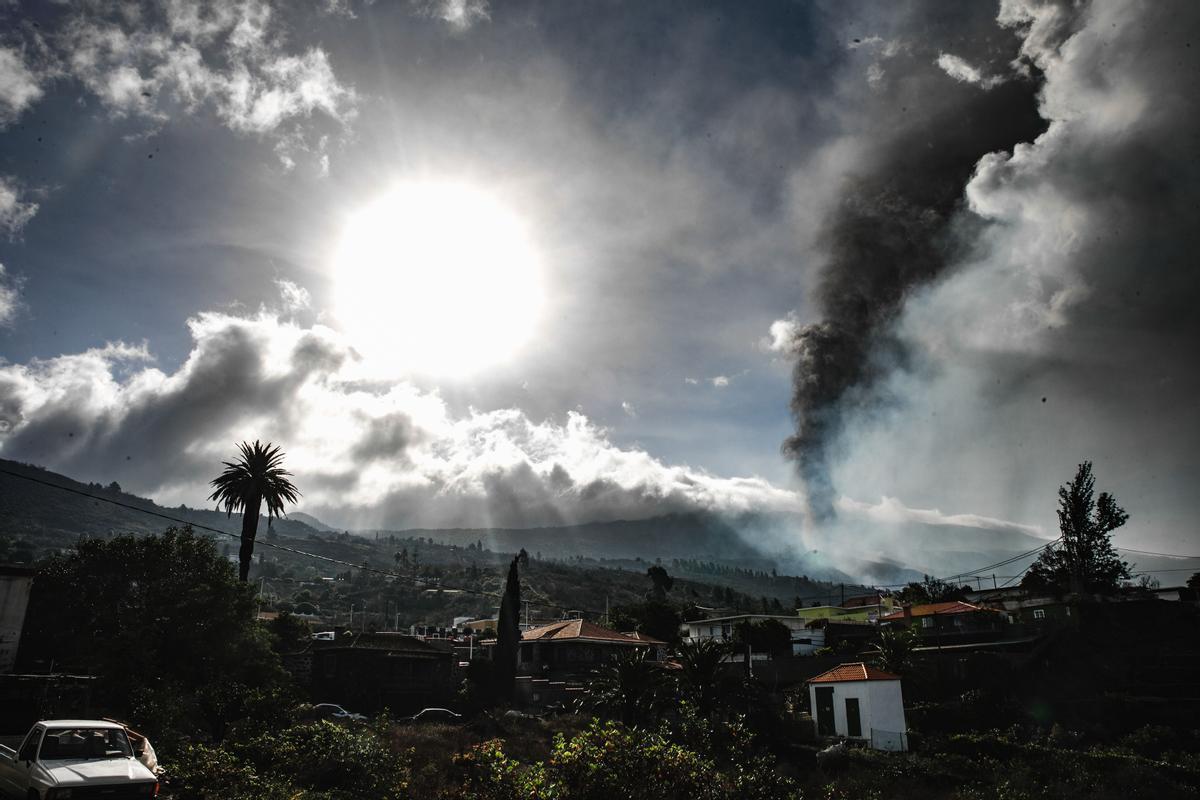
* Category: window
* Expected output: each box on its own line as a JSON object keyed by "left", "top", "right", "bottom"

{"left": 1033, "top": 609, "right": 1046, "bottom": 620}
{"left": 921, "top": 617, "right": 933, "bottom": 628}
{"left": 17, "top": 729, "right": 41, "bottom": 761}
{"left": 39, "top": 729, "right": 132, "bottom": 760}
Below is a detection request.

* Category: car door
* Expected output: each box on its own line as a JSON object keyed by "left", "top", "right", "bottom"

{"left": 6, "top": 727, "right": 42, "bottom": 794}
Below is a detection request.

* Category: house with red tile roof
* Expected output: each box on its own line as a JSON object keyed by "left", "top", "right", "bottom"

{"left": 807, "top": 662, "right": 907, "bottom": 751}
{"left": 879, "top": 601, "right": 1007, "bottom": 645}
{"left": 505, "top": 619, "right": 666, "bottom": 682}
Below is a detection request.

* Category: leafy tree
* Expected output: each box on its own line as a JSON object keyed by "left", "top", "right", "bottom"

{"left": 647, "top": 564, "right": 674, "bottom": 600}
{"left": 209, "top": 440, "right": 301, "bottom": 582}
{"left": 896, "top": 575, "right": 968, "bottom": 604}
{"left": 610, "top": 600, "right": 683, "bottom": 645}
{"left": 18, "top": 526, "right": 290, "bottom": 740}
{"left": 732, "top": 619, "right": 792, "bottom": 658}
{"left": 1024, "top": 461, "right": 1131, "bottom": 595}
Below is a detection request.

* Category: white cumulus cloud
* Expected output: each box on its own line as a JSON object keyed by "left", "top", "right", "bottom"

{"left": 0, "top": 176, "right": 37, "bottom": 239}
{"left": 0, "top": 263, "right": 21, "bottom": 326}
{"left": 0, "top": 307, "right": 802, "bottom": 529}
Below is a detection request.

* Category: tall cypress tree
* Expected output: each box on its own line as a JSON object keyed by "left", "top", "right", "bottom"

{"left": 493, "top": 555, "right": 522, "bottom": 701}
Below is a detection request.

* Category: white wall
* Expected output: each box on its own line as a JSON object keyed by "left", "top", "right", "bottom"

{"left": 791, "top": 626, "right": 825, "bottom": 656}
{"left": 809, "top": 679, "right": 907, "bottom": 751}
{"left": 0, "top": 572, "right": 34, "bottom": 673}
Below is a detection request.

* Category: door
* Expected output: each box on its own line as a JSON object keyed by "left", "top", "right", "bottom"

{"left": 815, "top": 687, "right": 835, "bottom": 736}
{"left": 845, "top": 697, "right": 862, "bottom": 738}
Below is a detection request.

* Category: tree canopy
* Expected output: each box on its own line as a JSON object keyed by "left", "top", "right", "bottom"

{"left": 18, "top": 526, "right": 291, "bottom": 739}
{"left": 1023, "top": 461, "right": 1131, "bottom": 595}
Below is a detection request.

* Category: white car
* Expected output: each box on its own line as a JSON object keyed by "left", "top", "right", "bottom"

{"left": 0, "top": 720, "right": 159, "bottom": 799}
{"left": 310, "top": 704, "right": 367, "bottom": 722}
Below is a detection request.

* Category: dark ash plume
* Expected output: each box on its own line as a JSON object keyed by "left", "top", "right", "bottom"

{"left": 785, "top": 35, "right": 1048, "bottom": 521}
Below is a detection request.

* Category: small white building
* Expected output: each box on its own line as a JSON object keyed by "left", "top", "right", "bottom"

{"left": 808, "top": 662, "right": 908, "bottom": 751}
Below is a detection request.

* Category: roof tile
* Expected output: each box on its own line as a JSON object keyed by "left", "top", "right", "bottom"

{"left": 808, "top": 662, "right": 901, "bottom": 683}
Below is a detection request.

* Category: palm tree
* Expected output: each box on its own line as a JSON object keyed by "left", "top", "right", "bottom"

{"left": 577, "top": 649, "right": 668, "bottom": 725}
{"left": 874, "top": 625, "right": 918, "bottom": 675}
{"left": 676, "top": 638, "right": 733, "bottom": 717}
{"left": 209, "top": 440, "right": 300, "bottom": 582}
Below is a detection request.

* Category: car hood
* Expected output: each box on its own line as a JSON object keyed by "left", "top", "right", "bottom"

{"left": 42, "top": 757, "right": 156, "bottom": 785}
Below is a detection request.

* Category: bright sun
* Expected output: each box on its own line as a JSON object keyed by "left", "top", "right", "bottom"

{"left": 332, "top": 181, "right": 545, "bottom": 376}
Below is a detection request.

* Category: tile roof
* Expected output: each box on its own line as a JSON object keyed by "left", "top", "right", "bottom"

{"left": 520, "top": 619, "right": 656, "bottom": 645}
{"left": 878, "top": 601, "right": 996, "bottom": 621}
{"left": 808, "top": 662, "right": 901, "bottom": 683}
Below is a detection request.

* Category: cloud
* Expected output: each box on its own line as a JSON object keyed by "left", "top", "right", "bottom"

{"left": 762, "top": 313, "right": 799, "bottom": 354}
{"left": 274, "top": 278, "right": 311, "bottom": 313}
{"left": 836, "top": 495, "right": 1045, "bottom": 539}
{"left": 0, "top": 45, "right": 43, "bottom": 125}
{"left": 936, "top": 53, "right": 1005, "bottom": 89}
{"left": 318, "top": 0, "right": 357, "bottom": 19}
{"left": 0, "top": 307, "right": 802, "bottom": 529}
{"left": 414, "top": 0, "right": 490, "bottom": 32}
{"left": 0, "top": 175, "right": 37, "bottom": 238}
{"left": 0, "top": 263, "right": 21, "bottom": 326}
{"left": 1, "top": 1, "right": 358, "bottom": 166}
{"left": 710, "top": 375, "right": 730, "bottom": 388}
{"left": 620, "top": 400, "right": 636, "bottom": 418}
{"left": 684, "top": 377, "right": 699, "bottom": 386}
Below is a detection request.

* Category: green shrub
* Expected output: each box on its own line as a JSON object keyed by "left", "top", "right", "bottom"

{"left": 238, "top": 720, "right": 411, "bottom": 799}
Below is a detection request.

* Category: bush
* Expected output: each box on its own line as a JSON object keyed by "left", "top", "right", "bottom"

{"left": 454, "top": 718, "right": 799, "bottom": 800}
{"left": 239, "top": 720, "right": 411, "bottom": 798}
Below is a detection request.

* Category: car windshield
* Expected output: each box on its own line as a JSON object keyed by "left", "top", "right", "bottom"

{"left": 39, "top": 728, "right": 133, "bottom": 760}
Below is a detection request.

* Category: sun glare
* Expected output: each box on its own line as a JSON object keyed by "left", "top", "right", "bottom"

{"left": 332, "top": 181, "right": 545, "bottom": 376}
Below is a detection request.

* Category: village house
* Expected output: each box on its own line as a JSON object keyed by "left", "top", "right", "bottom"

{"left": 879, "top": 601, "right": 1007, "bottom": 645}
{"left": 682, "top": 614, "right": 809, "bottom": 644}
{"left": 513, "top": 619, "right": 665, "bottom": 681}
{"left": 808, "top": 662, "right": 908, "bottom": 751}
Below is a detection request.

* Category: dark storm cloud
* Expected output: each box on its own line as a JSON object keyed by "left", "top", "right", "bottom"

{"left": 350, "top": 412, "right": 419, "bottom": 463}
{"left": 783, "top": 4, "right": 1047, "bottom": 519}
{"left": 1, "top": 315, "right": 349, "bottom": 489}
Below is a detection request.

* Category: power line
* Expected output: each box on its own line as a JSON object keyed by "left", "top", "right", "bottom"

{"left": 0, "top": 466, "right": 605, "bottom": 618}
{"left": 1117, "top": 546, "right": 1200, "bottom": 559}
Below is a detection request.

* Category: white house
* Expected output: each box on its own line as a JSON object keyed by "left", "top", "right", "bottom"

{"left": 807, "top": 662, "right": 908, "bottom": 751}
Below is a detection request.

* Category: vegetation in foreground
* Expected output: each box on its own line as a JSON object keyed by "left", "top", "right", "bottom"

{"left": 162, "top": 712, "right": 1200, "bottom": 800}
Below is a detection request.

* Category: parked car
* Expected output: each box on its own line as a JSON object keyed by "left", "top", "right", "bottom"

{"left": 310, "top": 703, "right": 368, "bottom": 722}
{"left": 402, "top": 708, "right": 463, "bottom": 724}
{"left": 0, "top": 720, "right": 159, "bottom": 799}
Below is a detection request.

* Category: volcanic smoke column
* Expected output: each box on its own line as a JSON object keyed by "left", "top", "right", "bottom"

{"left": 783, "top": 17, "right": 1052, "bottom": 521}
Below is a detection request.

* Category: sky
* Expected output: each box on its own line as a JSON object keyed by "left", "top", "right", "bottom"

{"left": 0, "top": 0, "right": 1196, "bottom": 566}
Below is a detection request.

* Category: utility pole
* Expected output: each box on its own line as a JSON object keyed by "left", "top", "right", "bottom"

{"left": 992, "top": 574, "right": 997, "bottom": 590}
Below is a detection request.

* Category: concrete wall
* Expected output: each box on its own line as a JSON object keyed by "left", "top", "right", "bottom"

{"left": 0, "top": 571, "right": 34, "bottom": 674}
